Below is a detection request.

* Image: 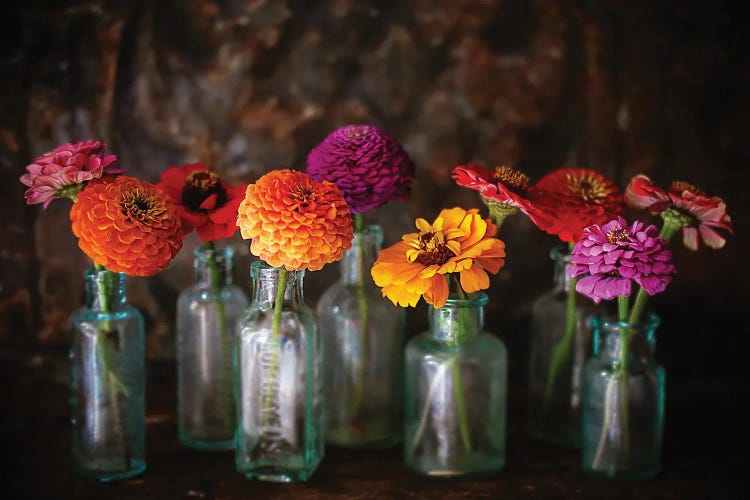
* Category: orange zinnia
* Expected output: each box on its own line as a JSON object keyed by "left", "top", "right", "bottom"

{"left": 371, "top": 207, "right": 506, "bottom": 308}
{"left": 70, "top": 176, "right": 184, "bottom": 276}
{"left": 236, "top": 169, "right": 353, "bottom": 271}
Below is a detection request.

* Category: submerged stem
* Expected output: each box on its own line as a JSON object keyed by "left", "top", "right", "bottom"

{"left": 262, "top": 267, "right": 288, "bottom": 427}
{"left": 350, "top": 214, "right": 368, "bottom": 423}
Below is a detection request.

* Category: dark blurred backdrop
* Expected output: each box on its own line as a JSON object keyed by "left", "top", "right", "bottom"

{"left": 1, "top": 0, "right": 748, "bottom": 387}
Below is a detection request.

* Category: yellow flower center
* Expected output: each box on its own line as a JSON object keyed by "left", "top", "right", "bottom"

{"left": 606, "top": 227, "right": 630, "bottom": 244}
{"left": 121, "top": 188, "right": 165, "bottom": 226}
{"left": 408, "top": 230, "right": 455, "bottom": 266}
{"left": 182, "top": 170, "right": 227, "bottom": 211}
{"left": 566, "top": 173, "right": 609, "bottom": 204}
{"left": 493, "top": 166, "right": 529, "bottom": 192}
{"left": 671, "top": 180, "right": 704, "bottom": 195}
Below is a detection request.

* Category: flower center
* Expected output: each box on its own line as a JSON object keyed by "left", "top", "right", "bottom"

{"left": 566, "top": 173, "right": 609, "bottom": 204}
{"left": 181, "top": 170, "right": 227, "bottom": 212}
{"left": 606, "top": 227, "right": 630, "bottom": 244}
{"left": 670, "top": 180, "right": 704, "bottom": 196}
{"left": 121, "top": 188, "right": 165, "bottom": 225}
{"left": 289, "top": 183, "right": 316, "bottom": 208}
{"left": 493, "top": 166, "right": 529, "bottom": 192}
{"left": 343, "top": 125, "right": 371, "bottom": 138}
{"left": 413, "top": 231, "right": 455, "bottom": 266}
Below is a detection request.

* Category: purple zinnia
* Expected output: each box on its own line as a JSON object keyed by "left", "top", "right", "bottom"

{"left": 568, "top": 217, "right": 675, "bottom": 303}
{"left": 306, "top": 124, "right": 415, "bottom": 214}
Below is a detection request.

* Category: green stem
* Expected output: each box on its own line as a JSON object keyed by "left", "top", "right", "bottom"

{"left": 450, "top": 275, "right": 472, "bottom": 453}
{"left": 618, "top": 327, "right": 631, "bottom": 458}
{"left": 350, "top": 214, "right": 368, "bottom": 424}
{"left": 618, "top": 295, "right": 629, "bottom": 323}
{"left": 93, "top": 263, "right": 131, "bottom": 470}
{"left": 204, "top": 241, "right": 234, "bottom": 432}
{"left": 542, "top": 243, "right": 577, "bottom": 414}
{"left": 262, "top": 267, "right": 288, "bottom": 427}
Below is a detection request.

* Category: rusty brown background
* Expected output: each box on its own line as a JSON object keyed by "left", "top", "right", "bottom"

{"left": 1, "top": 0, "right": 747, "bottom": 380}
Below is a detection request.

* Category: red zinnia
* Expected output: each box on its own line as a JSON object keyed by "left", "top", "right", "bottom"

{"left": 156, "top": 163, "right": 248, "bottom": 242}
{"left": 452, "top": 163, "right": 554, "bottom": 230}
{"left": 532, "top": 168, "right": 624, "bottom": 243}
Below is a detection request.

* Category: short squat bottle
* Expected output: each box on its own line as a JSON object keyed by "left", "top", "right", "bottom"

{"left": 582, "top": 314, "right": 665, "bottom": 480}
{"left": 177, "top": 245, "right": 248, "bottom": 450}
{"left": 235, "top": 262, "right": 323, "bottom": 482}
{"left": 404, "top": 293, "right": 507, "bottom": 478}
{"left": 528, "top": 247, "right": 595, "bottom": 448}
{"left": 317, "top": 224, "right": 405, "bottom": 448}
{"left": 69, "top": 267, "right": 146, "bottom": 481}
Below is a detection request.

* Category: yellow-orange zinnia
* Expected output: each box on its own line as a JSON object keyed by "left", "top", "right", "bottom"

{"left": 236, "top": 169, "right": 353, "bottom": 271}
{"left": 70, "top": 176, "right": 184, "bottom": 276}
{"left": 371, "top": 207, "right": 506, "bottom": 308}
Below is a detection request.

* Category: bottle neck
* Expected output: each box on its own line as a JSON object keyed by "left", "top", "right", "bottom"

{"left": 592, "top": 314, "right": 660, "bottom": 366}
{"left": 250, "top": 261, "right": 304, "bottom": 308}
{"left": 428, "top": 293, "right": 488, "bottom": 343}
{"left": 194, "top": 245, "right": 233, "bottom": 290}
{"left": 340, "top": 224, "right": 383, "bottom": 285}
{"left": 85, "top": 267, "right": 127, "bottom": 312}
{"left": 550, "top": 246, "right": 574, "bottom": 292}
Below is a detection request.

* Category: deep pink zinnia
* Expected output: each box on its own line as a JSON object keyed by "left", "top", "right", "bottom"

{"left": 452, "top": 163, "right": 554, "bottom": 230}
{"left": 19, "top": 140, "right": 120, "bottom": 208}
{"left": 625, "top": 174, "right": 732, "bottom": 251}
{"left": 568, "top": 217, "right": 675, "bottom": 303}
{"left": 306, "top": 124, "right": 415, "bottom": 214}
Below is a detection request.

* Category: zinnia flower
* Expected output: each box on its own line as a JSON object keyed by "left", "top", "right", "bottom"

{"left": 70, "top": 176, "right": 183, "bottom": 276}
{"left": 306, "top": 124, "right": 415, "bottom": 214}
{"left": 371, "top": 207, "right": 506, "bottom": 308}
{"left": 625, "top": 174, "right": 732, "bottom": 251}
{"left": 236, "top": 169, "right": 353, "bottom": 271}
{"left": 568, "top": 217, "right": 675, "bottom": 303}
{"left": 533, "top": 168, "right": 624, "bottom": 243}
{"left": 452, "top": 163, "right": 554, "bottom": 229}
{"left": 156, "top": 162, "right": 248, "bottom": 242}
{"left": 20, "top": 140, "right": 120, "bottom": 208}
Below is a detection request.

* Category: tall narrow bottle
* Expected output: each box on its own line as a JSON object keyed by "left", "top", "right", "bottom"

{"left": 235, "top": 261, "right": 323, "bottom": 482}
{"left": 177, "top": 245, "right": 248, "bottom": 449}
{"left": 528, "top": 247, "right": 595, "bottom": 448}
{"left": 69, "top": 267, "right": 146, "bottom": 481}
{"left": 317, "top": 224, "right": 405, "bottom": 448}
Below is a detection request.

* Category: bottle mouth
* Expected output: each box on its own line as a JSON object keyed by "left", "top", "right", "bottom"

{"left": 430, "top": 292, "right": 489, "bottom": 309}
{"left": 591, "top": 312, "right": 661, "bottom": 330}
{"left": 250, "top": 260, "right": 305, "bottom": 279}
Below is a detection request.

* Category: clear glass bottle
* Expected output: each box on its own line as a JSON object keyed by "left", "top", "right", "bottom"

{"left": 404, "top": 293, "right": 507, "bottom": 479}
{"left": 69, "top": 267, "right": 146, "bottom": 481}
{"left": 528, "top": 246, "right": 596, "bottom": 448}
{"left": 582, "top": 313, "right": 665, "bottom": 480}
{"left": 317, "top": 224, "right": 405, "bottom": 448}
{"left": 234, "top": 261, "right": 323, "bottom": 482}
{"left": 177, "top": 245, "right": 248, "bottom": 450}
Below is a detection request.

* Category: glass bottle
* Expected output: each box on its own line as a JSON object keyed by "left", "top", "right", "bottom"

{"left": 404, "top": 293, "right": 507, "bottom": 478}
{"left": 177, "top": 245, "right": 248, "bottom": 450}
{"left": 234, "top": 261, "right": 323, "bottom": 482}
{"left": 582, "top": 313, "right": 665, "bottom": 480}
{"left": 528, "top": 246, "right": 596, "bottom": 448}
{"left": 69, "top": 267, "right": 146, "bottom": 481}
{"left": 317, "top": 224, "right": 405, "bottom": 448}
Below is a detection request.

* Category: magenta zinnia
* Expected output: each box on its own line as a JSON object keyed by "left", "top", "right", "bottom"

{"left": 568, "top": 217, "right": 675, "bottom": 304}
{"left": 625, "top": 174, "right": 732, "bottom": 251}
{"left": 306, "top": 124, "right": 415, "bottom": 214}
{"left": 20, "top": 140, "right": 120, "bottom": 208}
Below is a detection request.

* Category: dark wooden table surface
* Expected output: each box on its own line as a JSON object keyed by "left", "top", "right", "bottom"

{"left": 1, "top": 347, "right": 747, "bottom": 499}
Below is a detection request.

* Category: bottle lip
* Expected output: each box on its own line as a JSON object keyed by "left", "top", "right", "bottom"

{"left": 250, "top": 260, "right": 304, "bottom": 278}
{"left": 84, "top": 266, "right": 126, "bottom": 279}
{"left": 591, "top": 312, "right": 661, "bottom": 330}
{"left": 430, "top": 291, "right": 489, "bottom": 309}
{"left": 193, "top": 245, "right": 233, "bottom": 259}
{"left": 550, "top": 245, "right": 572, "bottom": 262}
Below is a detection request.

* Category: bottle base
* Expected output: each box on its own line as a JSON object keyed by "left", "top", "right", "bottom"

{"left": 582, "top": 464, "right": 660, "bottom": 481}
{"left": 240, "top": 465, "right": 318, "bottom": 483}
{"left": 326, "top": 430, "right": 402, "bottom": 450}
{"left": 180, "top": 436, "right": 235, "bottom": 451}
{"left": 77, "top": 461, "right": 146, "bottom": 482}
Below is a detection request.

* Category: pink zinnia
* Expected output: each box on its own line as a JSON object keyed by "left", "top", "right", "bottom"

{"left": 568, "top": 217, "right": 675, "bottom": 303}
{"left": 306, "top": 124, "right": 414, "bottom": 214}
{"left": 20, "top": 140, "right": 120, "bottom": 208}
{"left": 625, "top": 174, "right": 732, "bottom": 251}
{"left": 452, "top": 163, "right": 554, "bottom": 230}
